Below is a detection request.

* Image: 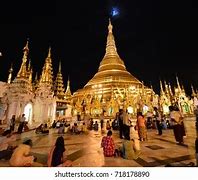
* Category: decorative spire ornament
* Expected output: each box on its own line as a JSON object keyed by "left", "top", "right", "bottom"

{"left": 39, "top": 47, "right": 53, "bottom": 86}
{"left": 17, "top": 40, "right": 29, "bottom": 78}
{"left": 104, "top": 19, "right": 119, "bottom": 58}
{"left": 7, "top": 63, "right": 13, "bottom": 84}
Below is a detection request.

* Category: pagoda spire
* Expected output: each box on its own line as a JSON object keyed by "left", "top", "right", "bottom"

{"left": 160, "top": 80, "right": 165, "bottom": 95}
{"left": 176, "top": 76, "right": 181, "bottom": 92}
{"left": 65, "top": 76, "right": 72, "bottom": 104}
{"left": 54, "top": 61, "right": 65, "bottom": 99}
{"left": 17, "top": 40, "right": 29, "bottom": 78}
{"left": 7, "top": 63, "right": 13, "bottom": 84}
{"left": 39, "top": 47, "right": 53, "bottom": 86}
{"left": 33, "top": 72, "right": 39, "bottom": 91}
{"left": 164, "top": 81, "right": 169, "bottom": 95}
{"left": 58, "top": 61, "right": 61, "bottom": 72}
{"left": 191, "top": 85, "right": 196, "bottom": 97}
{"left": 168, "top": 83, "right": 173, "bottom": 96}
{"left": 34, "top": 72, "right": 38, "bottom": 82}
{"left": 29, "top": 68, "right": 33, "bottom": 83}
{"left": 181, "top": 83, "right": 185, "bottom": 93}
{"left": 104, "top": 19, "right": 119, "bottom": 58}
{"left": 28, "top": 59, "right": 31, "bottom": 71}
{"left": 47, "top": 46, "right": 51, "bottom": 58}
{"left": 65, "top": 76, "right": 72, "bottom": 97}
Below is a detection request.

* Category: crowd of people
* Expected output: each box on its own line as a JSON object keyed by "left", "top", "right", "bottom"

{"left": 100, "top": 105, "right": 190, "bottom": 161}
{"left": 0, "top": 133, "right": 72, "bottom": 167}
{"left": 0, "top": 104, "right": 196, "bottom": 166}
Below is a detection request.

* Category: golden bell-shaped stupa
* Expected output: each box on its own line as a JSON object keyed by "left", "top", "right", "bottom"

{"left": 73, "top": 20, "right": 147, "bottom": 116}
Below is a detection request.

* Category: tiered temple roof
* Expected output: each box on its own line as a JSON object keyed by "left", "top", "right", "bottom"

{"left": 54, "top": 61, "right": 65, "bottom": 99}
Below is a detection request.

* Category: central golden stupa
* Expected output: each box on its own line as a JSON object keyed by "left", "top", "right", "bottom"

{"left": 73, "top": 20, "right": 153, "bottom": 117}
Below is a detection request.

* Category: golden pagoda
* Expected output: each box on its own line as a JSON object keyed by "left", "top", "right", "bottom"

{"left": 12, "top": 40, "right": 33, "bottom": 92}
{"left": 72, "top": 20, "right": 153, "bottom": 117}
{"left": 39, "top": 47, "right": 53, "bottom": 87}
{"left": 54, "top": 61, "right": 65, "bottom": 99}
{"left": 54, "top": 61, "right": 68, "bottom": 117}
{"left": 65, "top": 77, "right": 72, "bottom": 104}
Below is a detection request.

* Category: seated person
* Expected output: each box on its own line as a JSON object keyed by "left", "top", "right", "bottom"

{"left": 35, "top": 124, "right": 43, "bottom": 134}
{"left": 93, "top": 121, "right": 99, "bottom": 131}
{"left": 120, "top": 136, "right": 141, "bottom": 160}
{"left": 9, "top": 138, "right": 43, "bottom": 167}
{"left": 58, "top": 124, "right": 65, "bottom": 134}
{"left": 88, "top": 119, "right": 93, "bottom": 130}
{"left": 64, "top": 124, "right": 70, "bottom": 133}
{"left": 0, "top": 127, "right": 4, "bottom": 135}
{"left": 0, "top": 134, "right": 17, "bottom": 160}
{"left": 81, "top": 122, "right": 88, "bottom": 134}
{"left": 112, "top": 119, "right": 119, "bottom": 130}
{"left": 101, "top": 130, "right": 115, "bottom": 157}
{"left": 56, "top": 121, "right": 61, "bottom": 128}
{"left": 2, "top": 128, "right": 11, "bottom": 136}
{"left": 130, "top": 126, "right": 140, "bottom": 151}
{"left": 161, "top": 119, "right": 167, "bottom": 129}
{"left": 47, "top": 136, "right": 72, "bottom": 167}
{"left": 106, "top": 121, "right": 111, "bottom": 130}
{"left": 72, "top": 123, "right": 80, "bottom": 134}
{"left": 52, "top": 120, "right": 56, "bottom": 128}
{"left": 41, "top": 124, "right": 49, "bottom": 134}
{"left": 23, "top": 122, "right": 29, "bottom": 131}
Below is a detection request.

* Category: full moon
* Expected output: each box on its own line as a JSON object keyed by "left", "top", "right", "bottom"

{"left": 111, "top": 7, "right": 119, "bottom": 17}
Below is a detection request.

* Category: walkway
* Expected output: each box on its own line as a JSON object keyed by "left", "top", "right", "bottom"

{"left": 0, "top": 117, "right": 196, "bottom": 167}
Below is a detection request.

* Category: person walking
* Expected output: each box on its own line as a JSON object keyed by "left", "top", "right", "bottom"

{"left": 118, "top": 109, "right": 124, "bottom": 139}
{"left": 169, "top": 106, "right": 185, "bottom": 144}
{"left": 9, "top": 115, "right": 16, "bottom": 132}
{"left": 17, "top": 114, "right": 26, "bottom": 134}
{"left": 136, "top": 112, "right": 147, "bottom": 141}
{"left": 100, "top": 113, "right": 104, "bottom": 131}
{"left": 153, "top": 107, "right": 163, "bottom": 135}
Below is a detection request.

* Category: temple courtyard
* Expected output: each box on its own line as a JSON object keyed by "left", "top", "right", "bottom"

{"left": 0, "top": 117, "right": 197, "bottom": 167}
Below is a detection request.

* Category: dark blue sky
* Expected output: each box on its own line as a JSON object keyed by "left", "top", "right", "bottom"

{"left": 0, "top": 0, "right": 198, "bottom": 95}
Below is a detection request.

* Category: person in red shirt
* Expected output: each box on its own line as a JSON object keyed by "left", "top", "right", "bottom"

{"left": 101, "top": 130, "right": 115, "bottom": 157}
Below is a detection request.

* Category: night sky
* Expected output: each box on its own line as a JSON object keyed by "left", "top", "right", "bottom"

{"left": 0, "top": 0, "right": 198, "bottom": 95}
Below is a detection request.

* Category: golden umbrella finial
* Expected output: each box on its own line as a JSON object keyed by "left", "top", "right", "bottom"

{"left": 108, "top": 18, "right": 113, "bottom": 33}
{"left": 23, "top": 39, "right": 29, "bottom": 52}
{"left": 58, "top": 61, "right": 62, "bottom": 72}
{"left": 48, "top": 46, "right": 51, "bottom": 58}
